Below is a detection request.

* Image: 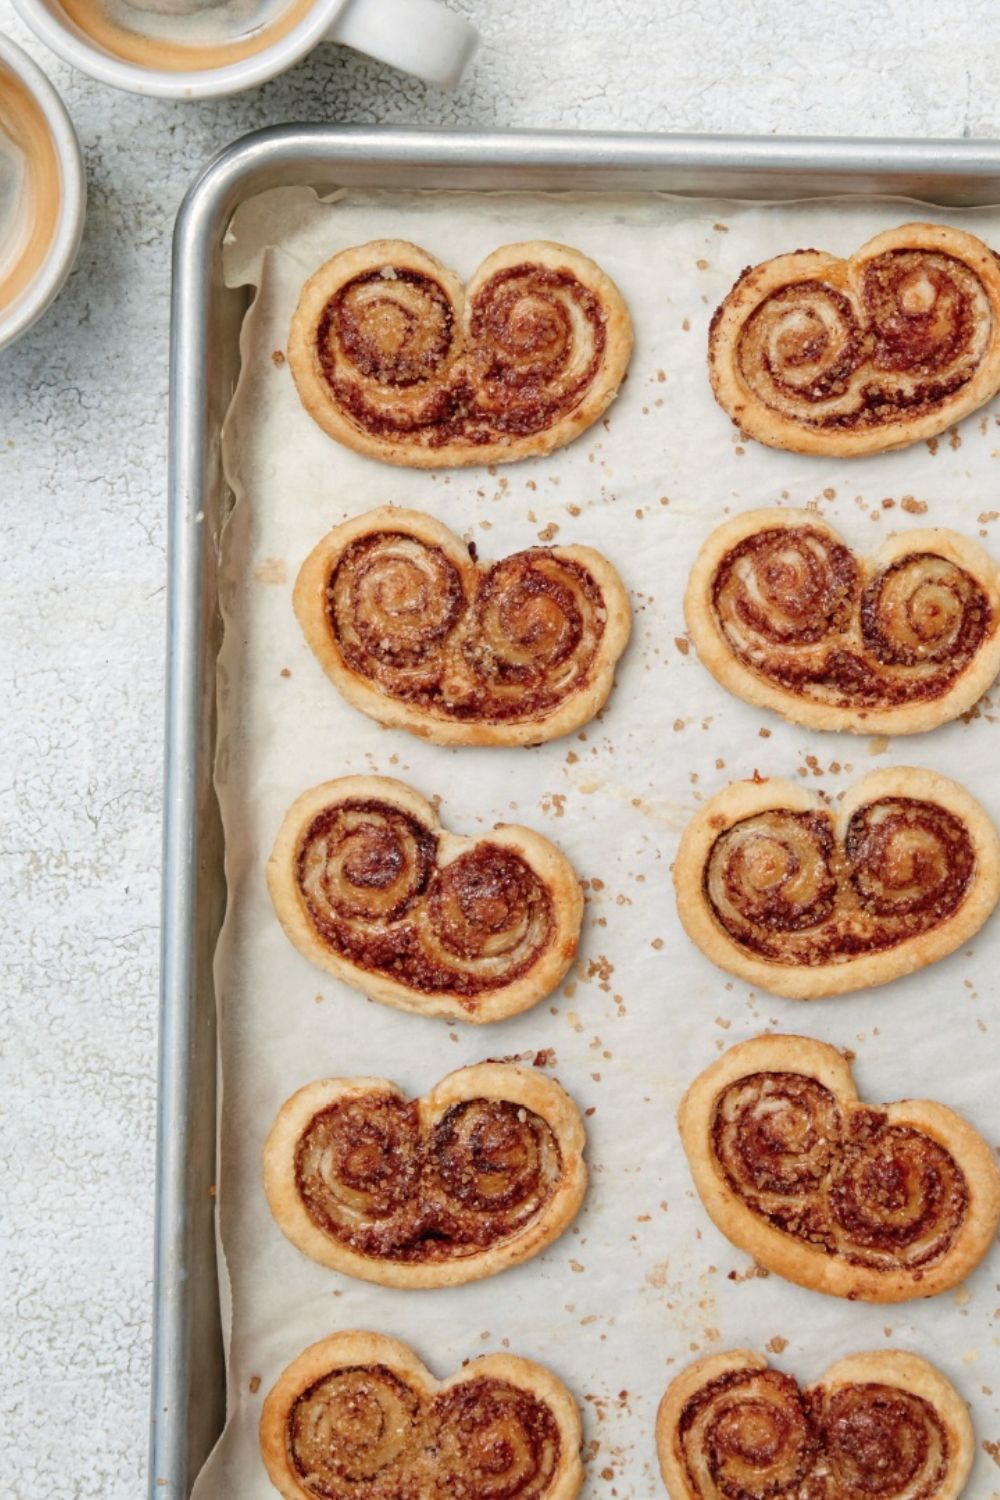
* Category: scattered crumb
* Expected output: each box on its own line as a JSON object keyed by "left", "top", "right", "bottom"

{"left": 728, "top": 1262, "right": 770, "bottom": 1283}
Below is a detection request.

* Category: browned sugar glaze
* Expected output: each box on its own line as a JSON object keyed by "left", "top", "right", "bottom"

{"left": 676, "top": 1365, "right": 950, "bottom": 1499}
{"left": 704, "top": 795, "right": 976, "bottom": 966}
{"left": 296, "top": 799, "right": 554, "bottom": 1002}
{"left": 315, "top": 262, "right": 606, "bottom": 447}
{"left": 722, "top": 248, "right": 995, "bottom": 431}
{"left": 287, "top": 1366, "right": 561, "bottom": 1500}
{"left": 327, "top": 531, "right": 608, "bottom": 724}
{"left": 711, "top": 1071, "right": 968, "bottom": 1274}
{"left": 711, "top": 525, "right": 992, "bottom": 711}
{"left": 294, "top": 1090, "right": 563, "bottom": 1262}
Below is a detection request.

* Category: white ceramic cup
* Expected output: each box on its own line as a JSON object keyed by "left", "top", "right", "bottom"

{"left": 0, "top": 35, "right": 85, "bottom": 350}
{"left": 11, "top": 0, "right": 479, "bottom": 98}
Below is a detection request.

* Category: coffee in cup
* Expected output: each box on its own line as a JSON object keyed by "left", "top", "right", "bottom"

{"left": 0, "top": 60, "right": 62, "bottom": 316}
{"left": 56, "top": 0, "right": 321, "bottom": 70}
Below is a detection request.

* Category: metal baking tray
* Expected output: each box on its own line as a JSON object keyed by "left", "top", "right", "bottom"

{"left": 154, "top": 124, "right": 1000, "bottom": 1500}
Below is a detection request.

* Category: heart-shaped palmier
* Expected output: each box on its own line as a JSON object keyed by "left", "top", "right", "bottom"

{"left": 260, "top": 1331, "right": 583, "bottom": 1500}
{"left": 685, "top": 509, "right": 1000, "bottom": 734}
{"left": 673, "top": 767, "right": 1000, "bottom": 999}
{"left": 293, "top": 508, "right": 631, "bottom": 746}
{"left": 267, "top": 775, "right": 583, "bottom": 1023}
{"left": 656, "top": 1348, "right": 973, "bottom": 1500}
{"left": 287, "top": 238, "right": 633, "bottom": 468}
{"left": 263, "top": 1062, "right": 587, "bottom": 1288}
{"left": 678, "top": 1034, "right": 1000, "bottom": 1301}
{"left": 709, "top": 222, "right": 1000, "bottom": 456}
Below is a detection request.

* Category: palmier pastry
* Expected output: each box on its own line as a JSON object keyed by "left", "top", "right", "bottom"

{"left": 673, "top": 767, "right": 1000, "bottom": 998}
{"left": 263, "top": 1062, "right": 587, "bottom": 1287}
{"left": 287, "top": 238, "right": 633, "bottom": 467}
{"left": 685, "top": 509, "right": 1000, "bottom": 735}
{"left": 709, "top": 222, "right": 1000, "bottom": 455}
{"left": 260, "top": 1331, "right": 583, "bottom": 1500}
{"left": 294, "top": 508, "right": 631, "bottom": 746}
{"left": 267, "top": 775, "right": 582, "bottom": 1023}
{"left": 678, "top": 1034, "right": 1000, "bottom": 1301}
{"left": 656, "top": 1348, "right": 974, "bottom": 1499}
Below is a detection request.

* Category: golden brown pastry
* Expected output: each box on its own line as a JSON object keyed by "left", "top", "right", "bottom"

{"left": 263, "top": 1062, "right": 587, "bottom": 1287}
{"left": 287, "top": 238, "right": 633, "bottom": 467}
{"left": 294, "top": 507, "right": 632, "bottom": 746}
{"left": 685, "top": 509, "right": 1000, "bottom": 734}
{"left": 260, "top": 1331, "right": 583, "bottom": 1500}
{"left": 267, "top": 775, "right": 582, "bottom": 1023}
{"left": 673, "top": 767, "right": 1000, "bottom": 998}
{"left": 678, "top": 1034, "right": 1000, "bottom": 1302}
{"left": 656, "top": 1348, "right": 974, "bottom": 1500}
{"left": 709, "top": 222, "right": 1000, "bottom": 455}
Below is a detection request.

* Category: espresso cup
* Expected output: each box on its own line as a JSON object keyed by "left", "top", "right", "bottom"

{"left": 11, "top": 0, "right": 479, "bottom": 98}
{"left": 0, "top": 35, "right": 85, "bottom": 350}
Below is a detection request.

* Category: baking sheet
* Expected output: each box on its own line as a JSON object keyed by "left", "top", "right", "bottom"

{"left": 198, "top": 185, "right": 1000, "bottom": 1498}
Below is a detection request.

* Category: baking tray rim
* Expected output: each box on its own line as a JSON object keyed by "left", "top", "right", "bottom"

{"left": 154, "top": 122, "right": 1000, "bottom": 1500}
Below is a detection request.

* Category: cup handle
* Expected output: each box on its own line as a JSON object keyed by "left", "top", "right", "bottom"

{"left": 325, "top": 0, "right": 478, "bottom": 88}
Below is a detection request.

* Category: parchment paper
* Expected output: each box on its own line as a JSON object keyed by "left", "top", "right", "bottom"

{"left": 197, "top": 185, "right": 1000, "bottom": 1499}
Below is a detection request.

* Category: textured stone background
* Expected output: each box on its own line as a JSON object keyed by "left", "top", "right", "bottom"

{"left": 3, "top": 2, "right": 1000, "bottom": 1494}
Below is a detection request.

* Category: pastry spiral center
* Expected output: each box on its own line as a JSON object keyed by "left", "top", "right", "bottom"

{"left": 327, "top": 535, "right": 608, "bottom": 726}
{"left": 423, "top": 848, "right": 554, "bottom": 968}
{"left": 677, "top": 1368, "right": 948, "bottom": 1500}
{"left": 712, "top": 1072, "right": 968, "bottom": 1271}
{"left": 294, "top": 1092, "right": 563, "bottom": 1263}
{"left": 298, "top": 244, "right": 628, "bottom": 459}
{"left": 468, "top": 265, "right": 606, "bottom": 430}
{"left": 322, "top": 269, "right": 456, "bottom": 387}
{"left": 432, "top": 1099, "right": 552, "bottom": 1212}
{"left": 823, "top": 1384, "right": 948, "bottom": 1497}
{"left": 287, "top": 1370, "right": 563, "bottom": 1500}
{"left": 295, "top": 800, "right": 556, "bottom": 1001}
{"left": 735, "top": 250, "right": 994, "bottom": 430}
{"left": 288, "top": 1366, "right": 421, "bottom": 1497}
{"left": 426, "top": 1377, "right": 561, "bottom": 1500}
{"left": 704, "top": 796, "right": 975, "bottom": 965}
{"left": 709, "top": 525, "right": 992, "bottom": 711}
{"left": 298, "top": 801, "right": 435, "bottom": 925}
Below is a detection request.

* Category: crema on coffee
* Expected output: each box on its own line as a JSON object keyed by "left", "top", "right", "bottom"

{"left": 0, "top": 65, "right": 61, "bottom": 313}
{"left": 58, "top": 0, "right": 317, "bottom": 70}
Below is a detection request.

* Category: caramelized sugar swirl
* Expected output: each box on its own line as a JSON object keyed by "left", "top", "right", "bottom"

{"left": 327, "top": 532, "right": 609, "bottom": 725}
{"left": 296, "top": 799, "right": 554, "bottom": 999}
{"left": 425, "top": 1377, "right": 562, "bottom": 1500}
{"left": 287, "top": 1364, "right": 422, "bottom": 1500}
{"left": 712, "top": 1072, "right": 968, "bottom": 1273}
{"left": 316, "top": 261, "right": 608, "bottom": 450}
{"left": 711, "top": 524, "right": 992, "bottom": 711}
{"left": 734, "top": 249, "right": 994, "bottom": 432}
{"left": 705, "top": 796, "right": 976, "bottom": 966}
{"left": 294, "top": 1092, "right": 563, "bottom": 1263}
{"left": 286, "top": 1368, "right": 561, "bottom": 1500}
{"left": 676, "top": 1366, "right": 950, "bottom": 1499}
